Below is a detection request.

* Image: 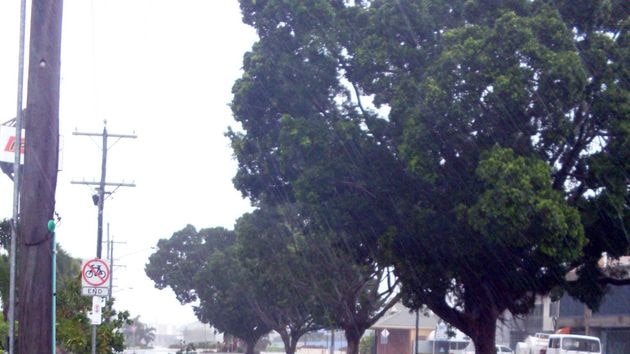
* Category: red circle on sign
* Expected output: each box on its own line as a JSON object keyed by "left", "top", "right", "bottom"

{"left": 82, "top": 259, "right": 110, "bottom": 286}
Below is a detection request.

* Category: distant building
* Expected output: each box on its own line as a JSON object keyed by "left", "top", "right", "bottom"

{"left": 152, "top": 321, "right": 221, "bottom": 348}
{"left": 555, "top": 286, "right": 630, "bottom": 353}
{"left": 371, "top": 303, "right": 444, "bottom": 354}
{"left": 153, "top": 323, "right": 182, "bottom": 348}
{"left": 182, "top": 321, "right": 221, "bottom": 344}
{"left": 508, "top": 256, "right": 630, "bottom": 353}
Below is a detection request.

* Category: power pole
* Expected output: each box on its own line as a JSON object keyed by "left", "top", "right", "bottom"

{"left": 72, "top": 122, "right": 135, "bottom": 354}
{"left": 105, "top": 224, "right": 127, "bottom": 298}
{"left": 7, "top": 0, "right": 27, "bottom": 351}
{"left": 72, "top": 123, "right": 136, "bottom": 257}
{"left": 16, "top": 0, "right": 63, "bottom": 353}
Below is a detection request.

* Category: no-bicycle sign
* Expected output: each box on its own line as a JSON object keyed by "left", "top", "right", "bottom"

{"left": 81, "top": 258, "right": 111, "bottom": 297}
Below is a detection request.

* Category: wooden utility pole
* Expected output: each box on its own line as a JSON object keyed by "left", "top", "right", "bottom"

{"left": 72, "top": 124, "right": 135, "bottom": 354}
{"left": 16, "top": 0, "right": 63, "bottom": 353}
{"left": 72, "top": 125, "right": 136, "bottom": 258}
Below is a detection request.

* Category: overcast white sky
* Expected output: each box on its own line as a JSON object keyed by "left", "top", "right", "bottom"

{"left": 1, "top": 0, "right": 257, "bottom": 328}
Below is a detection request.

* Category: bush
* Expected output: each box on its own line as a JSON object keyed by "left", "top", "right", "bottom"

{"left": 359, "top": 333, "right": 375, "bottom": 354}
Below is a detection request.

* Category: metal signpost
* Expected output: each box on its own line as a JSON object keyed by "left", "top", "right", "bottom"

{"left": 81, "top": 257, "right": 110, "bottom": 353}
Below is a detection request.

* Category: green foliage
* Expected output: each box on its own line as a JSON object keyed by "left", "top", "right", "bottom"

{"left": 0, "top": 253, "right": 8, "bottom": 319}
{"left": 0, "top": 218, "right": 10, "bottom": 250}
{"left": 359, "top": 333, "right": 375, "bottom": 354}
{"left": 0, "top": 219, "right": 10, "bottom": 318}
{"left": 234, "top": 205, "right": 323, "bottom": 354}
{"left": 55, "top": 249, "right": 130, "bottom": 354}
{"left": 230, "top": 1, "right": 628, "bottom": 353}
{"left": 466, "top": 147, "right": 585, "bottom": 266}
{"left": 0, "top": 316, "right": 7, "bottom": 350}
{"left": 56, "top": 246, "right": 81, "bottom": 286}
{"left": 0, "top": 237, "right": 129, "bottom": 353}
{"left": 122, "top": 316, "right": 156, "bottom": 348}
{"left": 145, "top": 225, "right": 235, "bottom": 303}
{"left": 194, "top": 243, "right": 271, "bottom": 348}
{"left": 234, "top": 203, "right": 399, "bottom": 354}
{"left": 146, "top": 226, "right": 270, "bottom": 354}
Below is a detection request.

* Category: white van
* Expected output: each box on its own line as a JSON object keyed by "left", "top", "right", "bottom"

{"left": 424, "top": 327, "right": 472, "bottom": 354}
{"left": 516, "top": 332, "right": 551, "bottom": 354}
{"left": 543, "top": 334, "right": 601, "bottom": 354}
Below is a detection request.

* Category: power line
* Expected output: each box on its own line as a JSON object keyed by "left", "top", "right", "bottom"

{"left": 71, "top": 121, "right": 136, "bottom": 258}
{"left": 71, "top": 121, "right": 136, "bottom": 354}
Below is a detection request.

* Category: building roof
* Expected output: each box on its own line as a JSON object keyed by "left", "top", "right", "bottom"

{"left": 566, "top": 255, "right": 630, "bottom": 281}
{"left": 371, "top": 303, "right": 439, "bottom": 330}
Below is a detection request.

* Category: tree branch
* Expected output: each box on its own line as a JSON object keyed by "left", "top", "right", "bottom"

{"left": 423, "top": 290, "right": 469, "bottom": 334}
{"left": 598, "top": 276, "right": 630, "bottom": 286}
{"left": 552, "top": 103, "right": 592, "bottom": 191}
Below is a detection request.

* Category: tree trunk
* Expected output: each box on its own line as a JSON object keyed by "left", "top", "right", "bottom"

{"left": 283, "top": 338, "right": 298, "bottom": 354}
{"left": 344, "top": 327, "right": 363, "bottom": 354}
{"left": 16, "top": 0, "right": 62, "bottom": 353}
{"left": 469, "top": 314, "right": 498, "bottom": 354}
{"left": 279, "top": 330, "right": 299, "bottom": 354}
{"left": 426, "top": 290, "right": 503, "bottom": 354}
{"left": 245, "top": 338, "right": 257, "bottom": 354}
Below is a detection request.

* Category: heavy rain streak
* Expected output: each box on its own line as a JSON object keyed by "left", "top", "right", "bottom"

{"left": 1, "top": 0, "right": 628, "bottom": 354}
{"left": 145, "top": 1, "right": 628, "bottom": 354}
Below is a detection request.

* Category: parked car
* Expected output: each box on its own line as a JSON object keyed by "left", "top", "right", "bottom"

{"left": 543, "top": 334, "right": 601, "bottom": 354}
{"left": 496, "top": 344, "right": 514, "bottom": 354}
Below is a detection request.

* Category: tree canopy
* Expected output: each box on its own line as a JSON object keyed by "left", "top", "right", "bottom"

{"left": 229, "top": 1, "right": 629, "bottom": 353}
{"left": 234, "top": 206, "right": 324, "bottom": 354}
{"left": 234, "top": 204, "right": 399, "bottom": 354}
{"left": 146, "top": 204, "right": 400, "bottom": 354}
{"left": 146, "top": 225, "right": 271, "bottom": 354}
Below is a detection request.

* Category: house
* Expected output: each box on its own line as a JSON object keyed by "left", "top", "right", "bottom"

{"left": 370, "top": 303, "right": 519, "bottom": 354}
{"left": 371, "top": 303, "right": 440, "bottom": 354}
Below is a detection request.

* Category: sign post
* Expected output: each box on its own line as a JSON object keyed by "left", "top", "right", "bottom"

{"left": 81, "top": 258, "right": 109, "bottom": 353}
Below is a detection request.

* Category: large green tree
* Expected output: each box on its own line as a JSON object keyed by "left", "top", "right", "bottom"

{"left": 195, "top": 244, "right": 271, "bottom": 354}
{"left": 229, "top": 1, "right": 629, "bottom": 354}
{"left": 301, "top": 232, "right": 400, "bottom": 354}
{"left": 235, "top": 206, "right": 324, "bottom": 354}
{"left": 234, "top": 205, "right": 400, "bottom": 354}
{"left": 146, "top": 225, "right": 270, "bottom": 354}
